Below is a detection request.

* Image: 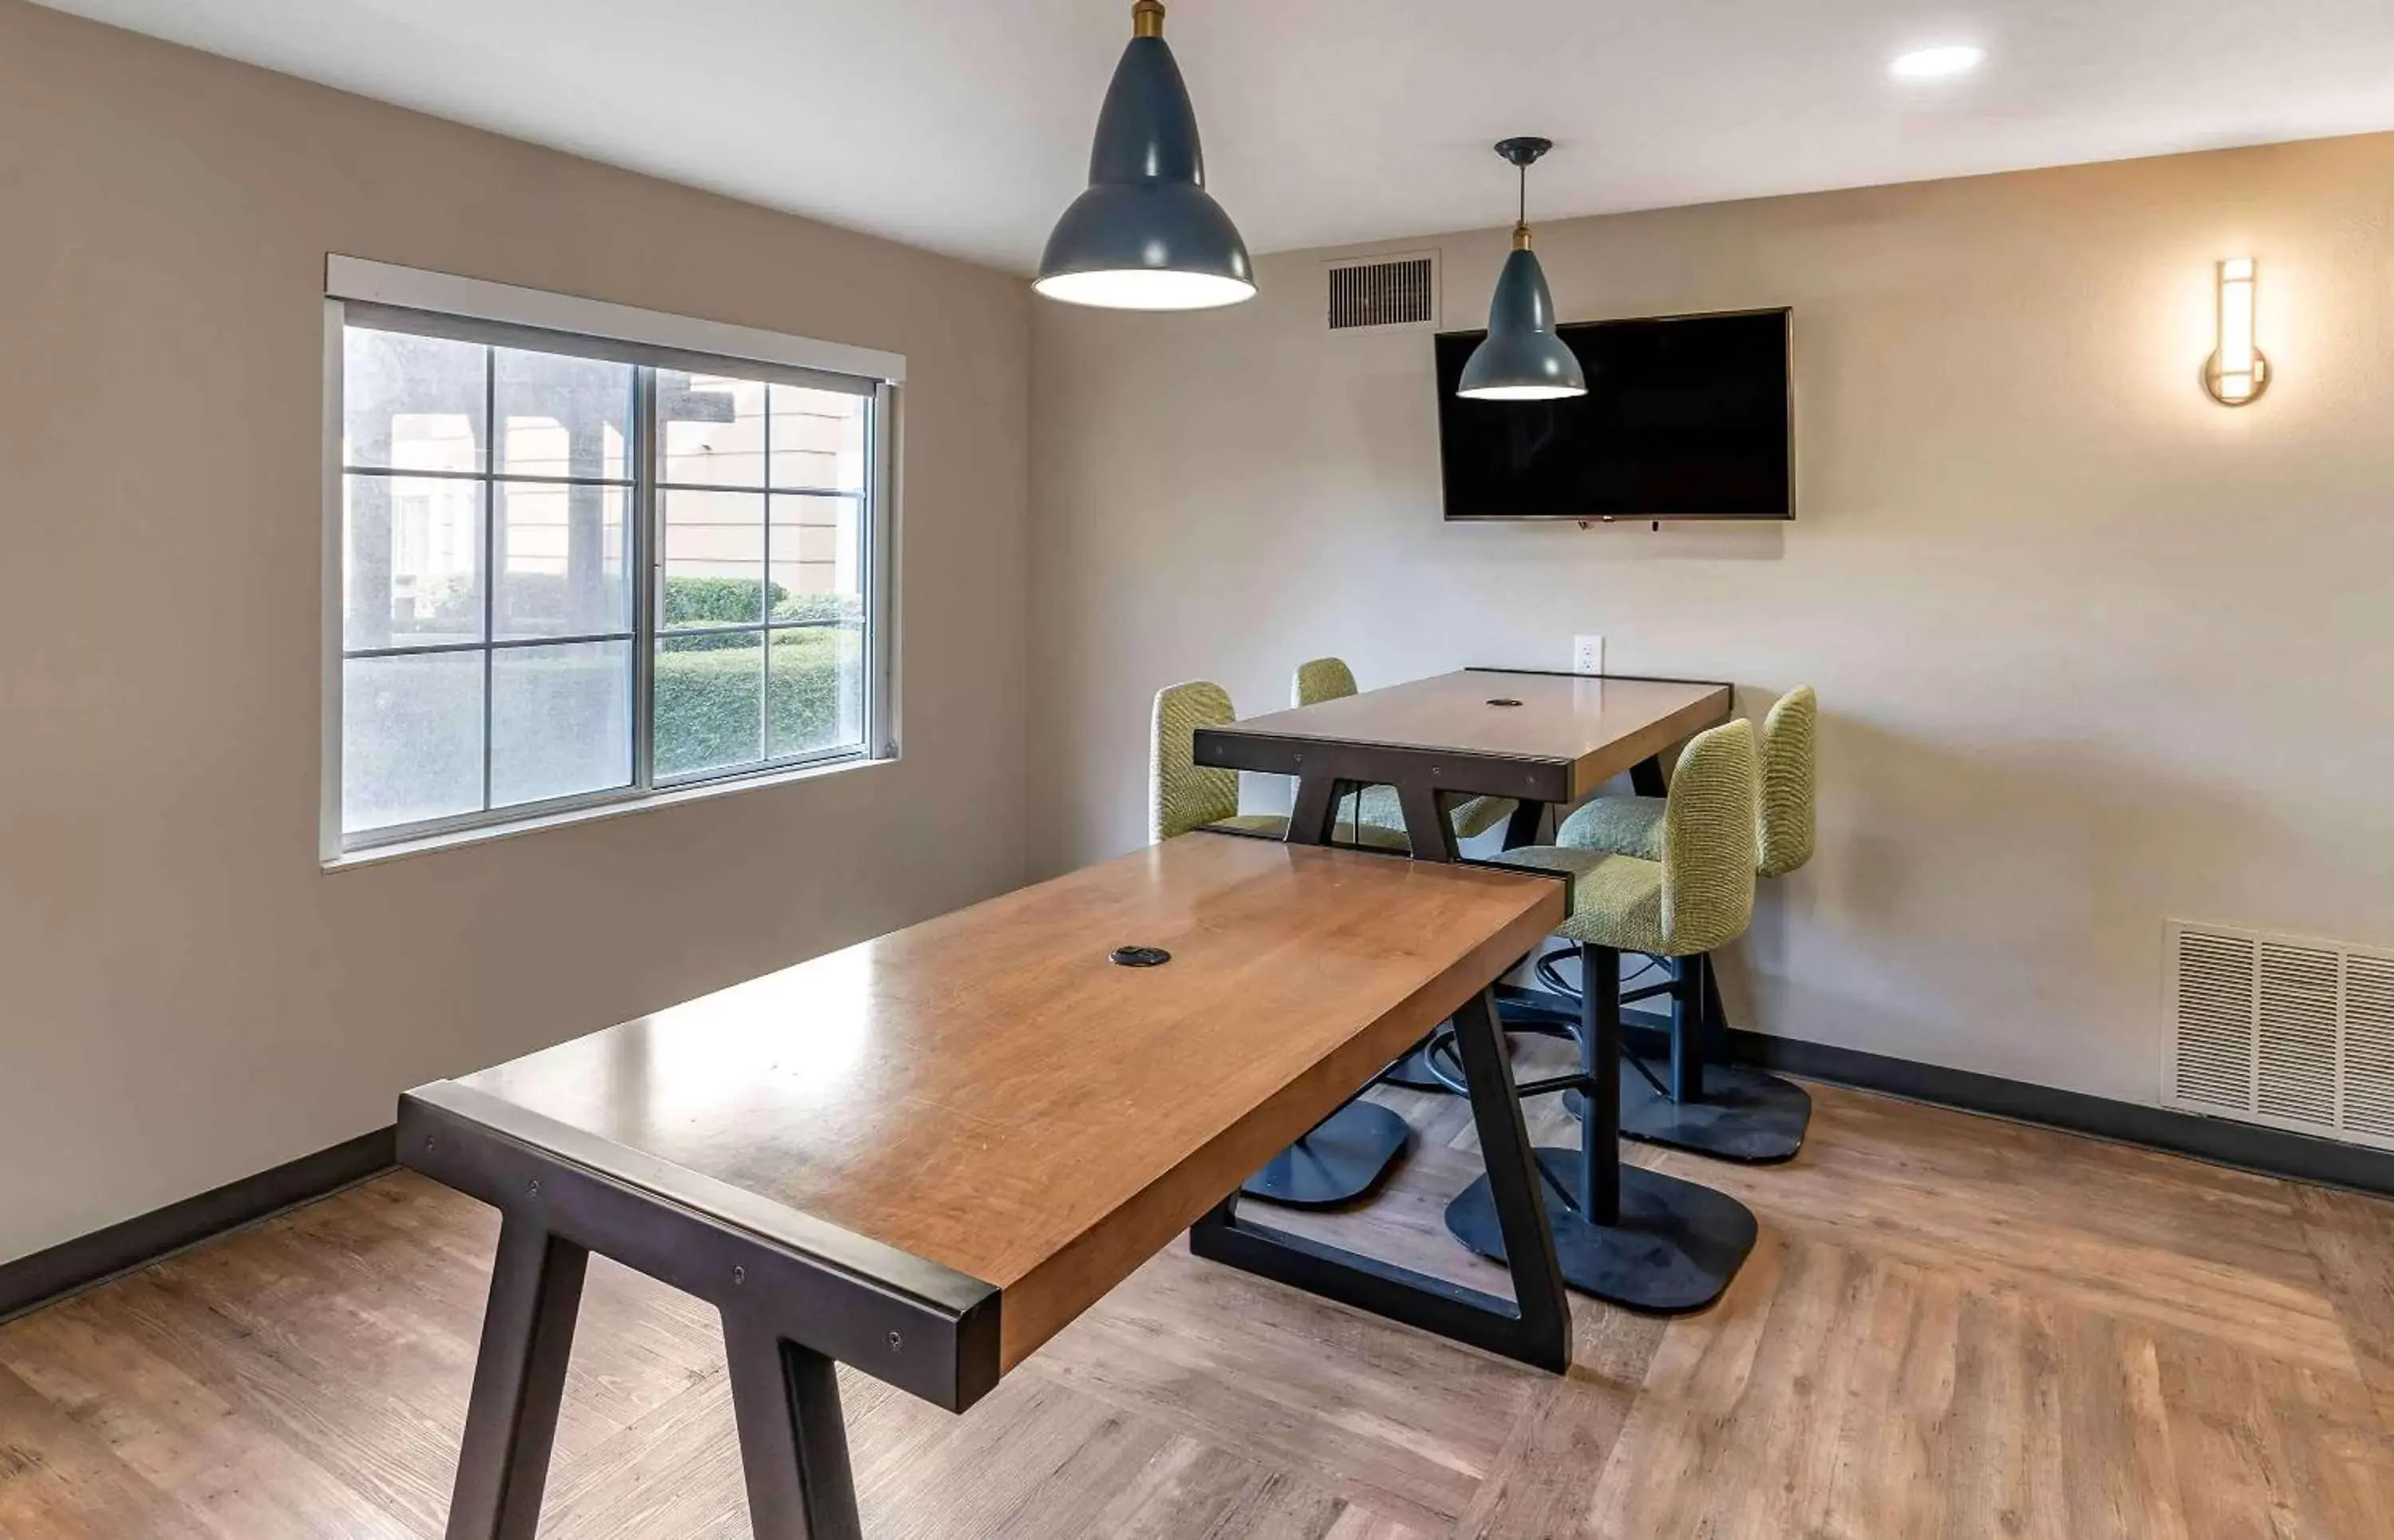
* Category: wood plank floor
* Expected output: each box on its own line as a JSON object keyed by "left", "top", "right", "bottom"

{"left": 4, "top": 1064, "right": 2391, "bottom": 1538}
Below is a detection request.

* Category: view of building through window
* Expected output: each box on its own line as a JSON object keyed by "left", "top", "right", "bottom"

{"left": 338, "top": 323, "right": 875, "bottom": 844}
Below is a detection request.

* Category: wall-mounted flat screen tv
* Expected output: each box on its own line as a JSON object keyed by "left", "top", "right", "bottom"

{"left": 1434, "top": 307, "right": 1792, "bottom": 521}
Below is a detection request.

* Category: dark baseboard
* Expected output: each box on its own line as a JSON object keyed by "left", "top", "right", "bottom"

{"left": 1499, "top": 985, "right": 2394, "bottom": 1200}
{"left": 0, "top": 1127, "right": 397, "bottom": 1325}
{"left": 10, "top": 1001, "right": 2389, "bottom": 1329}
{"left": 1718, "top": 1025, "right": 2394, "bottom": 1199}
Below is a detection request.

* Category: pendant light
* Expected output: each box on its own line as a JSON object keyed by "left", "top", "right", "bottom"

{"left": 1035, "top": 0, "right": 1255, "bottom": 310}
{"left": 1456, "top": 137, "right": 1586, "bottom": 400}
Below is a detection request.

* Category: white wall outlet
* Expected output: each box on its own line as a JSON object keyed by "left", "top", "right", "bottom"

{"left": 1572, "top": 634, "right": 1605, "bottom": 674}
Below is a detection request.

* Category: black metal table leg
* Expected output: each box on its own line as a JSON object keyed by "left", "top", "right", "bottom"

{"left": 1447, "top": 944, "right": 1757, "bottom": 1314}
{"left": 723, "top": 1312, "right": 863, "bottom": 1540}
{"left": 445, "top": 1211, "right": 588, "bottom": 1540}
{"left": 1378, "top": 794, "right": 1553, "bottom": 1095}
{"left": 1193, "top": 989, "right": 1570, "bottom": 1372}
{"left": 1500, "top": 797, "right": 1546, "bottom": 850}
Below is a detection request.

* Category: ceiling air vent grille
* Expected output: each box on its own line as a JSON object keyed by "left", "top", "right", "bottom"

{"left": 1325, "top": 251, "right": 1437, "bottom": 332}
{"left": 2165, "top": 920, "right": 2394, "bottom": 1150}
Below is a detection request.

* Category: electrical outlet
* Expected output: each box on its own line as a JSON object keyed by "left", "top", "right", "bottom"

{"left": 1572, "top": 634, "right": 1605, "bottom": 674}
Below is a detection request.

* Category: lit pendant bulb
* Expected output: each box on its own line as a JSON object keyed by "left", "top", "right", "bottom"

{"left": 1035, "top": 1, "right": 1255, "bottom": 310}
{"left": 1458, "top": 137, "right": 1586, "bottom": 401}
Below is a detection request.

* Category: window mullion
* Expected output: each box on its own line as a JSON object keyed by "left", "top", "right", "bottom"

{"left": 481, "top": 347, "right": 496, "bottom": 813}
{"left": 634, "top": 366, "right": 658, "bottom": 791}
{"left": 758, "top": 383, "right": 773, "bottom": 765}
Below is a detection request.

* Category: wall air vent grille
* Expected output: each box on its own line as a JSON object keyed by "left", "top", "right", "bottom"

{"left": 2165, "top": 920, "right": 2394, "bottom": 1151}
{"left": 1325, "top": 252, "right": 1437, "bottom": 331}
{"left": 2345, "top": 953, "right": 2394, "bottom": 1139}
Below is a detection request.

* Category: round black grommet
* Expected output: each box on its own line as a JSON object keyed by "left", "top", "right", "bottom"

{"left": 1110, "top": 945, "right": 1172, "bottom": 967}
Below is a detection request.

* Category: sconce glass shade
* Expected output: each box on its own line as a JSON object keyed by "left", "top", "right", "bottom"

{"left": 1457, "top": 247, "right": 1587, "bottom": 400}
{"left": 1035, "top": 11, "right": 1255, "bottom": 311}
{"left": 2202, "top": 256, "right": 2268, "bottom": 405}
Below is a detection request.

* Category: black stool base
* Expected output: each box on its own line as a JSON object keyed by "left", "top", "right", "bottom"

{"left": 1566, "top": 1058, "right": 1812, "bottom": 1163}
{"left": 1242, "top": 1100, "right": 1409, "bottom": 1206}
{"left": 1444, "top": 1151, "right": 1757, "bottom": 1314}
{"left": 1377, "top": 1038, "right": 1456, "bottom": 1092}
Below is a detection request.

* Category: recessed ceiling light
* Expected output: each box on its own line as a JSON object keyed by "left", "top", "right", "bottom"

{"left": 1890, "top": 45, "right": 1985, "bottom": 80}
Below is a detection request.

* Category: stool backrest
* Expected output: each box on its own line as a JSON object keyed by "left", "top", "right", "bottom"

{"left": 1292, "top": 657, "right": 1359, "bottom": 708}
{"left": 1150, "top": 681, "right": 1241, "bottom": 842}
{"left": 1757, "top": 685, "right": 1818, "bottom": 879}
{"left": 1662, "top": 720, "right": 1760, "bottom": 954}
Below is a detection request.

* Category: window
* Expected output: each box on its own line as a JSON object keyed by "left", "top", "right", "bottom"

{"left": 326, "top": 260, "right": 897, "bottom": 855}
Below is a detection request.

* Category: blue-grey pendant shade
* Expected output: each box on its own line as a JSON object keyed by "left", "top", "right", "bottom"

{"left": 1457, "top": 247, "right": 1586, "bottom": 400}
{"left": 1035, "top": 17, "right": 1255, "bottom": 310}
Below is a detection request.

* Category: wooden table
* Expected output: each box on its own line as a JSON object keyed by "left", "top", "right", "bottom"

{"left": 1191, "top": 668, "right": 1759, "bottom": 1319}
{"left": 1196, "top": 668, "right": 1732, "bottom": 859}
{"left": 401, "top": 835, "right": 1571, "bottom": 1539}
{"left": 1197, "top": 665, "right": 1731, "bottom": 1098}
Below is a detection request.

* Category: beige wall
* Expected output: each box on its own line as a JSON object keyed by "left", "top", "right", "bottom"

{"left": 1030, "top": 133, "right": 2394, "bottom": 1104}
{"left": 0, "top": 2, "right": 1030, "bottom": 1262}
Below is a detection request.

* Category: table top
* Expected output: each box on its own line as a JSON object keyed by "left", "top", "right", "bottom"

{"left": 1200, "top": 669, "right": 1732, "bottom": 802}
{"left": 409, "top": 834, "right": 1562, "bottom": 1372}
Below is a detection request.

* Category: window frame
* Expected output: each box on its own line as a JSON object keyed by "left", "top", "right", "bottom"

{"left": 320, "top": 258, "right": 903, "bottom": 863}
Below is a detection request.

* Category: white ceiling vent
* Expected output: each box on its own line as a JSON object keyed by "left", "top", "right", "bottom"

{"left": 2165, "top": 920, "right": 2394, "bottom": 1150}
{"left": 1325, "top": 251, "right": 1438, "bottom": 332}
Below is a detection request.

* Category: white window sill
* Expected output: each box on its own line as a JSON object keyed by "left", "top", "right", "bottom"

{"left": 322, "top": 752, "right": 897, "bottom": 872}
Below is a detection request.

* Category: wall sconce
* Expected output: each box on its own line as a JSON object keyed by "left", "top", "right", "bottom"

{"left": 2202, "top": 257, "right": 2269, "bottom": 405}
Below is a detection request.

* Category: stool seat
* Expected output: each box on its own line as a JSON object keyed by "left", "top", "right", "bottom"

{"left": 1491, "top": 721, "right": 1756, "bottom": 962}
{"left": 1487, "top": 846, "right": 1669, "bottom": 955}
{"left": 1213, "top": 811, "right": 1409, "bottom": 851}
{"left": 1555, "top": 796, "right": 1665, "bottom": 861}
{"left": 1353, "top": 784, "right": 1515, "bottom": 841}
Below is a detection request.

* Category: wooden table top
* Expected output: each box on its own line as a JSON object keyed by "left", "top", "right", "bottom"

{"left": 1200, "top": 669, "right": 1732, "bottom": 802}
{"left": 413, "top": 835, "right": 1562, "bottom": 1372}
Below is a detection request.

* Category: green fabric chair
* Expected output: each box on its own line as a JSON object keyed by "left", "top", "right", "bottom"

{"left": 1291, "top": 657, "right": 1518, "bottom": 845}
{"left": 1150, "top": 679, "right": 1407, "bottom": 849}
{"left": 1495, "top": 720, "right": 1760, "bottom": 960}
{"left": 1439, "top": 719, "right": 1761, "bottom": 1312}
{"left": 1555, "top": 685, "right": 1817, "bottom": 878}
{"left": 1541, "top": 687, "right": 1819, "bottom": 1163}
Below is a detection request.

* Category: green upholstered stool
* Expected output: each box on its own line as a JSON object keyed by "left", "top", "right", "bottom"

{"left": 1544, "top": 686, "right": 1819, "bottom": 1163}
{"left": 1442, "top": 721, "right": 1761, "bottom": 1313}
{"left": 1151, "top": 680, "right": 1407, "bottom": 851}
{"left": 1151, "top": 681, "right": 1412, "bottom": 1205}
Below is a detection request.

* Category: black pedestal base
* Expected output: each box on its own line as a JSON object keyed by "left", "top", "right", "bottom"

{"left": 1445, "top": 1151, "right": 1757, "bottom": 1314}
{"left": 1377, "top": 1039, "right": 1454, "bottom": 1092}
{"left": 1566, "top": 1057, "right": 1811, "bottom": 1163}
{"left": 1242, "top": 1100, "right": 1410, "bottom": 1206}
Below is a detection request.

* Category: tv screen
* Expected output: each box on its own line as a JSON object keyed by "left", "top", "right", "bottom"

{"left": 1434, "top": 308, "right": 1792, "bottom": 520}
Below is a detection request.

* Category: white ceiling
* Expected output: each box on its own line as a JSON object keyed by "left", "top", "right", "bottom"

{"left": 38, "top": 1, "right": 2394, "bottom": 272}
